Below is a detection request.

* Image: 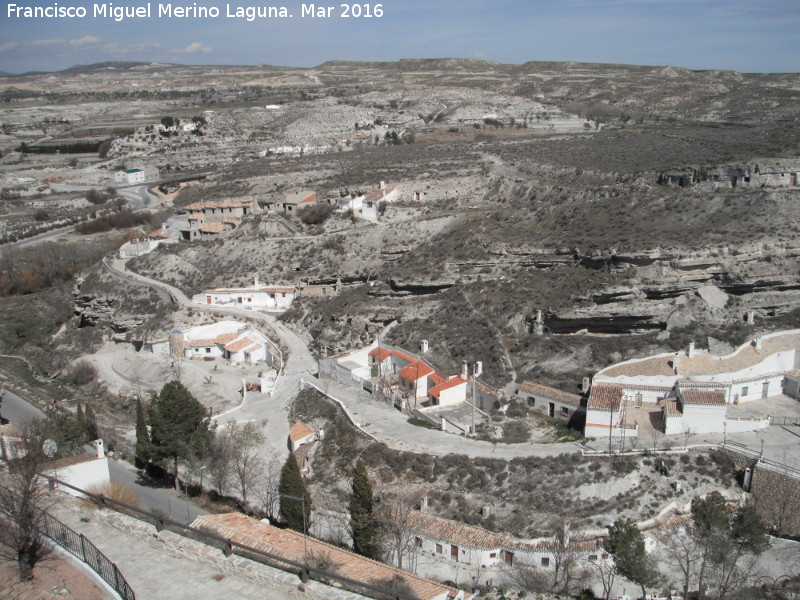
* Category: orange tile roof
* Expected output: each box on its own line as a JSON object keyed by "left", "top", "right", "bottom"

{"left": 428, "top": 377, "right": 467, "bottom": 399}
{"left": 399, "top": 360, "right": 434, "bottom": 382}
{"left": 368, "top": 347, "right": 392, "bottom": 361}
{"left": 588, "top": 384, "right": 623, "bottom": 411}
{"left": 681, "top": 389, "right": 726, "bottom": 406}
{"left": 289, "top": 422, "right": 314, "bottom": 443}
{"left": 189, "top": 332, "right": 238, "bottom": 347}
{"left": 199, "top": 222, "right": 227, "bottom": 233}
{"left": 224, "top": 337, "right": 258, "bottom": 352}
{"left": 191, "top": 513, "right": 462, "bottom": 600}
{"left": 664, "top": 399, "right": 682, "bottom": 417}
{"left": 185, "top": 200, "right": 252, "bottom": 211}
{"left": 408, "top": 511, "right": 503, "bottom": 550}
{"left": 429, "top": 373, "right": 446, "bottom": 385}
{"left": 519, "top": 380, "right": 582, "bottom": 407}
{"left": 365, "top": 187, "right": 396, "bottom": 203}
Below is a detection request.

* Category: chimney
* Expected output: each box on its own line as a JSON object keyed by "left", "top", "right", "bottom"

{"left": 461, "top": 361, "right": 468, "bottom": 380}
{"left": 421, "top": 496, "right": 429, "bottom": 513}
{"left": 755, "top": 337, "right": 763, "bottom": 350}
{"left": 746, "top": 311, "right": 755, "bottom": 325}
{"left": 94, "top": 439, "right": 105, "bottom": 458}
{"left": 688, "top": 342, "right": 695, "bottom": 358}
{"left": 582, "top": 377, "right": 591, "bottom": 392}
{"left": 254, "top": 275, "right": 259, "bottom": 288}
{"left": 379, "top": 180, "right": 385, "bottom": 190}
{"left": 475, "top": 361, "right": 483, "bottom": 378}
{"left": 420, "top": 340, "right": 429, "bottom": 354}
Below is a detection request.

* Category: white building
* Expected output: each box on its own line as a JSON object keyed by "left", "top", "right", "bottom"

{"left": 517, "top": 380, "right": 583, "bottom": 421}
{"left": 145, "top": 321, "right": 276, "bottom": 366}
{"left": 361, "top": 182, "right": 399, "bottom": 220}
{"left": 49, "top": 439, "right": 111, "bottom": 498}
{"left": 115, "top": 168, "right": 146, "bottom": 185}
{"left": 192, "top": 277, "right": 296, "bottom": 312}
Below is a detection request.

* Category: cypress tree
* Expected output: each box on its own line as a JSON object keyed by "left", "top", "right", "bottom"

{"left": 350, "top": 461, "right": 381, "bottom": 559}
{"left": 84, "top": 403, "right": 99, "bottom": 440}
{"left": 278, "top": 454, "right": 311, "bottom": 533}
{"left": 149, "top": 381, "right": 214, "bottom": 489}
{"left": 135, "top": 398, "right": 150, "bottom": 469}
{"left": 76, "top": 402, "right": 86, "bottom": 435}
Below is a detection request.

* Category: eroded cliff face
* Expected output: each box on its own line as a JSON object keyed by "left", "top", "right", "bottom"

{"left": 483, "top": 241, "right": 800, "bottom": 335}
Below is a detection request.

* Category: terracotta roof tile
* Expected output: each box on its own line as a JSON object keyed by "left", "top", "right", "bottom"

{"left": 399, "top": 360, "right": 434, "bottom": 382}
{"left": 428, "top": 377, "right": 467, "bottom": 399}
{"left": 289, "top": 422, "right": 314, "bottom": 443}
{"left": 191, "top": 513, "right": 462, "bottom": 600}
{"left": 199, "top": 222, "right": 227, "bottom": 233}
{"left": 224, "top": 337, "right": 258, "bottom": 352}
{"left": 664, "top": 399, "right": 682, "bottom": 417}
{"left": 519, "top": 380, "right": 582, "bottom": 407}
{"left": 588, "top": 384, "right": 623, "bottom": 411}
{"left": 368, "top": 347, "right": 392, "bottom": 361}
{"left": 681, "top": 389, "right": 726, "bottom": 406}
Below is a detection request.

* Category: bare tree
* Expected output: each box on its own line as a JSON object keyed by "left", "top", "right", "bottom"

{"left": 376, "top": 489, "right": 421, "bottom": 571}
{"left": 253, "top": 450, "right": 283, "bottom": 522}
{"left": 0, "top": 424, "right": 54, "bottom": 581}
{"left": 660, "top": 526, "right": 700, "bottom": 600}
{"left": 204, "top": 428, "right": 233, "bottom": 497}
{"left": 549, "top": 521, "right": 591, "bottom": 594}
{"left": 592, "top": 559, "right": 617, "bottom": 600}
{"left": 226, "top": 421, "right": 265, "bottom": 507}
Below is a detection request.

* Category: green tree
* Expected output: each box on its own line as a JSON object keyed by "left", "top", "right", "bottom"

{"left": 134, "top": 398, "right": 150, "bottom": 469}
{"left": 279, "top": 454, "right": 311, "bottom": 533}
{"left": 149, "top": 381, "right": 213, "bottom": 489}
{"left": 605, "top": 518, "right": 658, "bottom": 600}
{"left": 349, "top": 461, "right": 381, "bottom": 559}
{"left": 160, "top": 116, "right": 176, "bottom": 129}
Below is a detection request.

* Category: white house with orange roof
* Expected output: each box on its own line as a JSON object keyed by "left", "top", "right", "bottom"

{"left": 584, "top": 383, "right": 637, "bottom": 439}
{"left": 281, "top": 190, "right": 317, "bottom": 215}
{"left": 427, "top": 376, "right": 468, "bottom": 407}
{"left": 361, "top": 182, "right": 399, "bottom": 220}
{"left": 663, "top": 387, "right": 729, "bottom": 435}
{"left": 589, "top": 331, "right": 800, "bottom": 436}
{"left": 288, "top": 422, "right": 317, "bottom": 452}
{"left": 146, "top": 320, "right": 275, "bottom": 366}
{"left": 191, "top": 277, "right": 296, "bottom": 312}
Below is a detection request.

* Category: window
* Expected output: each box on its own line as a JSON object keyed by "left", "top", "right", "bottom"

{"left": 435, "top": 544, "right": 442, "bottom": 554}
{"left": 205, "top": 348, "right": 211, "bottom": 354}
{"left": 527, "top": 397, "right": 535, "bottom": 408}
{"left": 541, "top": 557, "right": 550, "bottom": 567}
{"left": 560, "top": 407, "right": 569, "bottom": 416}
{"left": 489, "top": 552, "right": 497, "bottom": 558}
{"left": 588, "top": 554, "right": 598, "bottom": 562}
{"left": 415, "top": 537, "right": 422, "bottom": 548}
{"left": 742, "top": 386, "right": 749, "bottom": 396}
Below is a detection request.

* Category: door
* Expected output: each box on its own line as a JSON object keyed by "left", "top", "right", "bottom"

{"left": 548, "top": 402, "right": 555, "bottom": 417}
{"left": 206, "top": 296, "right": 212, "bottom": 304}
{"left": 504, "top": 550, "right": 514, "bottom": 566}
{"left": 762, "top": 382, "right": 769, "bottom": 398}
{"left": 451, "top": 545, "right": 459, "bottom": 562}
{"left": 635, "top": 393, "right": 643, "bottom": 408}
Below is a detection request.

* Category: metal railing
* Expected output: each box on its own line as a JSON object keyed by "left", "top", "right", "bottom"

{"left": 39, "top": 511, "right": 135, "bottom": 600}
{"left": 42, "top": 475, "right": 423, "bottom": 600}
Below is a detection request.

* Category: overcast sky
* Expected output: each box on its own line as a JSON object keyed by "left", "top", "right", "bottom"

{"left": 1, "top": 0, "right": 798, "bottom": 74}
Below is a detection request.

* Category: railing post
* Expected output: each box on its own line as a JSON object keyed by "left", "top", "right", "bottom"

{"left": 113, "top": 564, "right": 122, "bottom": 595}
{"left": 79, "top": 534, "right": 88, "bottom": 563}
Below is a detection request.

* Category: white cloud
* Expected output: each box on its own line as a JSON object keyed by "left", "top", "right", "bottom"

{"left": 182, "top": 41, "right": 212, "bottom": 54}
{"left": 70, "top": 35, "right": 102, "bottom": 46}
{"left": 31, "top": 38, "right": 64, "bottom": 46}
{"left": 0, "top": 42, "right": 19, "bottom": 52}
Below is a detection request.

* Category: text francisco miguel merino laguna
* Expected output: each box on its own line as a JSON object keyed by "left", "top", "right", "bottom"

{"left": 7, "top": 2, "right": 385, "bottom": 21}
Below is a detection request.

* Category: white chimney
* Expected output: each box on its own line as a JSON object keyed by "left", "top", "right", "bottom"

{"left": 379, "top": 180, "right": 385, "bottom": 189}
{"left": 94, "top": 439, "right": 105, "bottom": 458}
{"left": 475, "top": 361, "right": 483, "bottom": 378}
{"left": 755, "top": 337, "right": 763, "bottom": 350}
{"left": 254, "top": 275, "right": 259, "bottom": 288}
{"left": 421, "top": 496, "right": 429, "bottom": 513}
{"left": 420, "top": 340, "right": 429, "bottom": 353}
{"left": 746, "top": 311, "right": 755, "bottom": 325}
{"left": 461, "top": 361, "right": 468, "bottom": 380}
{"left": 688, "top": 342, "right": 695, "bottom": 358}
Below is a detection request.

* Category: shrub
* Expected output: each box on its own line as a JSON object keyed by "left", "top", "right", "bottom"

{"left": 298, "top": 202, "right": 333, "bottom": 225}
{"left": 87, "top": 482, "right": 139, "bottom": 508}
{"left": 67, "top": 360, "right": 98, "bottom": 386}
